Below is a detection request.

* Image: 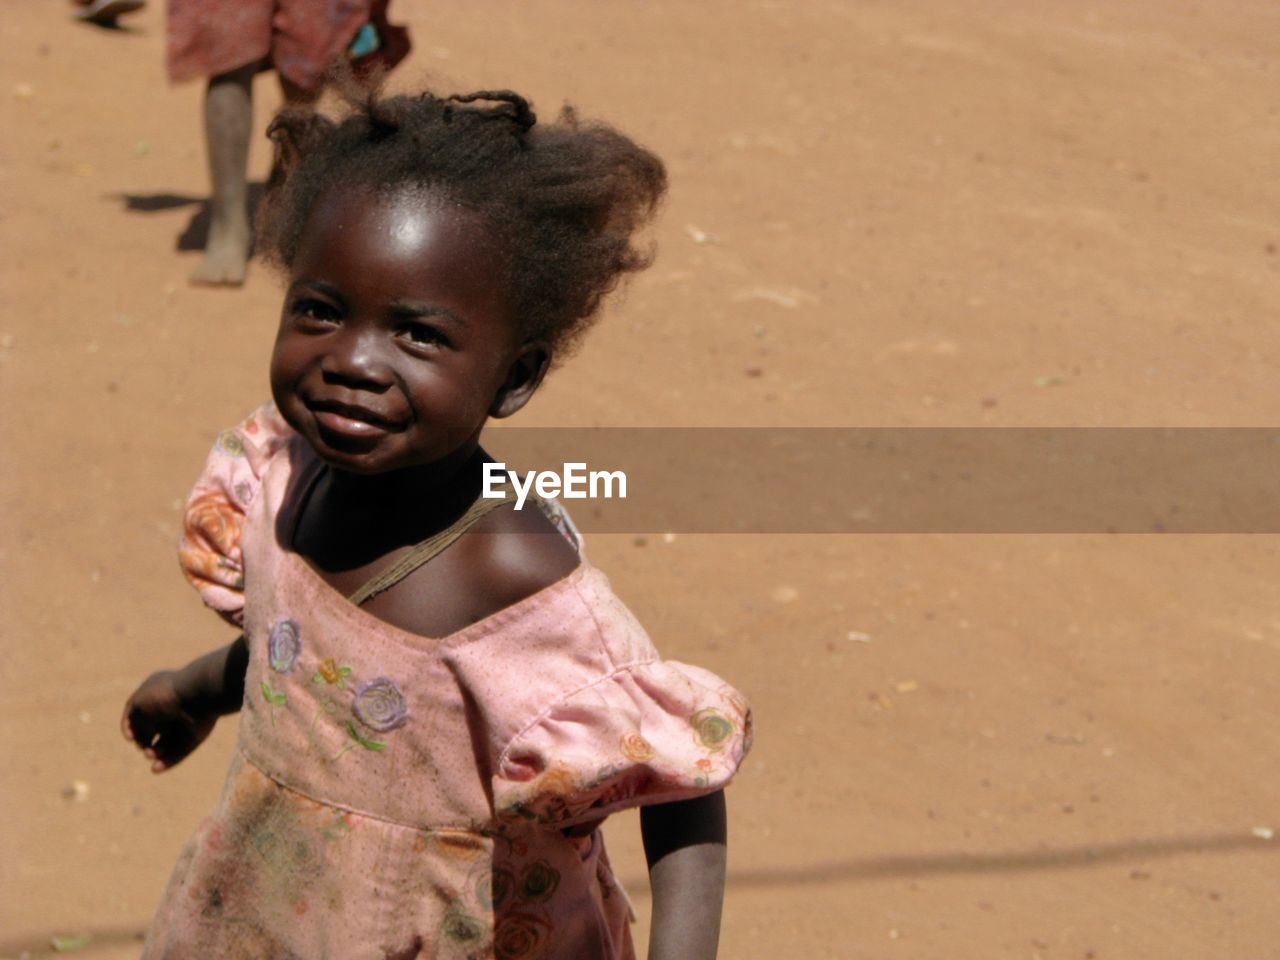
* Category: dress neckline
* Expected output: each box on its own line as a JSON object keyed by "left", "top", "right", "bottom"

{"left": 272, "top": 440, "right": 591, "bottom": 652}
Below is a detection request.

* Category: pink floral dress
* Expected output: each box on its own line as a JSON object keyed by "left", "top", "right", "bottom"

{"left": 142, "top": 405, "right": 752, "bottom": 960}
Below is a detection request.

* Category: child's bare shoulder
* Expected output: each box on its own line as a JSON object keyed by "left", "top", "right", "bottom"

{"left": 360, "top": 501, "right": 580, "bottom": 639}
{"left": 451, "top": 502, "right": 582, "bottom": 615}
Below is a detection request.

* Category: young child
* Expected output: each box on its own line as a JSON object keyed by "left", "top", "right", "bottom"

{"left": 122, "top": 87, "right": 752, "bottom": 960}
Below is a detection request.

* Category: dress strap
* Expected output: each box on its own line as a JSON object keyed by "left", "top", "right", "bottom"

{"left": 347, "top": 492, "right": 517, "bottom": 607}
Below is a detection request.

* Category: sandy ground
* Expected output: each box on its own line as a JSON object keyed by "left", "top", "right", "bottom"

{"left": 3, "top": 1, "right": 1280, "bottom": 958}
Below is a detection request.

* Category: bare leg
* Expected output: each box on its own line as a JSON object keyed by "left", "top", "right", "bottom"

{"left": 191, "top": 63, "right": 256, "bottom": 287}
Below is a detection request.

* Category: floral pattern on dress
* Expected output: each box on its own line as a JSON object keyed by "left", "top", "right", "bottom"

{"left": 497, "top": 677, "right": 752, "bottom": 827}
{"left": 252, "top": 628, "right": 409, "bottom": 759}
{"left": 312, "top": 657, "right": 353, "bottom": 688}
{"left": 352, "top": 677, "right": 408, "bottom": 732}
{"left": 432, "top": 848, "right": 565, "bottom": 959}
{"left": 690, "top": 707, "right": 735, "bottom": 751}
{"left": 268, "top": 619, "right": 302, "bottom": 672}
{"left": 216, "top": 430, "right": 246, "bottom": 456}
{"left": 619, "top": 732, "right": 655, "bottom": 762}
{"left": 500, "top": 762, "right": 654, "bottom": 825}
{"left": 493, "top": 909, "right": 553, "bottom": 959}
{"left": 179, "top": 490, "right": 246, "bottom": 594}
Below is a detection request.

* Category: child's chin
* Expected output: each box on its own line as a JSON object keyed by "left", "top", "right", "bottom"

{"left": 308, "top": 431, "right": 392, "bottom": 473}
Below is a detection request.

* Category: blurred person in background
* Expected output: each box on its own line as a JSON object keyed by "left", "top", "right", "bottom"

{"left": 168, "top": 0, "right": 409, "bottom": 286}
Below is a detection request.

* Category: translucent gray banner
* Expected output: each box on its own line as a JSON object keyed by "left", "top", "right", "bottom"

{"left": 478, "top": 428, "right": 1280, "bottom": 533}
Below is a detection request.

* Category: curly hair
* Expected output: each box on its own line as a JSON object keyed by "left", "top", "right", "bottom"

{"left": 256, "top": 86, "right": 667, "bottom": 355}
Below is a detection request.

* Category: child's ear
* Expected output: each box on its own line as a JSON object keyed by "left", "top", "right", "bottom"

{"left": 490, "top": 341, "right": 552, "bottom": 418}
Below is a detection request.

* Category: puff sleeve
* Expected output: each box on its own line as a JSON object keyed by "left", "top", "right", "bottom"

{"left": 494, "top": 660, "right": 752, "bottom": 829}
{"left": 177, "top": 403, "right": 293, "bottom": 625}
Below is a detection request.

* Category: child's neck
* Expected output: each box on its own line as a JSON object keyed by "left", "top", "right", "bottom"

{"left": 300, "top": 446, "right": 489, "bottom": 569}
{"left": 324, "top": 446, "right": 483, "bottom": 506}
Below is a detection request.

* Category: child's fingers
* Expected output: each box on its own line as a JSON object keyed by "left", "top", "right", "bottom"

{"left": 121, "top": 696, "right": 147, "bottom": 742}
{"left": 123, "top": 702, "right": 156, "bottom": 749}
{"left": 149, "top": 724, "right": 199, "bottom": 772}
{"left": 147, "top": 738, "right": 178, "bottom": 772}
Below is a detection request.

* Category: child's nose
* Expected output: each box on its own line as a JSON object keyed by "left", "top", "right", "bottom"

{"left": 320, "top": 327, "right": 393, "bottom": 387}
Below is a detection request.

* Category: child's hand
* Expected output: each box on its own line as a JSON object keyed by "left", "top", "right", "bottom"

{"left": 121, "top": 671, "right": 219, "bottom": 773}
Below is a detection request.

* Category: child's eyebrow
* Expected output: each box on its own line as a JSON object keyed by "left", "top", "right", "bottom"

{"left": 388, "top": 300, "right": 467, "bottom": 328}
{"left": 289, "top": 277, "right": 344, "bottom": 301}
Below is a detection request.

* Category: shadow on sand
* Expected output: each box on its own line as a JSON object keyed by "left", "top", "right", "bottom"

{"left": 627, "top": 827, "right": 1279, "bottom": 891}
{"left": 114, "top": 183, "right": 265, "bottom": 253}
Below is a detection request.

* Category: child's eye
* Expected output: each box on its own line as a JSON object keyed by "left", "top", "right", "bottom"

{"left": 292, "top": 298, "right": 339, "bottom": 323}
{"left": 403, "top": 323, "right": 450, "bottom": 350}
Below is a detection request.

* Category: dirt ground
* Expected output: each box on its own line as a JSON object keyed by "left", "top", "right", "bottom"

{"left": 3, "top": 1, "right": 1280, "bottom": 957}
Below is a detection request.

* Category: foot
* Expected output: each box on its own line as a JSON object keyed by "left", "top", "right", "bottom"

{"left": 190, "top": 213, "right": 251, "bottom": 287}
{"left": 74, "top": 0, "right": 145, "bottom": 25}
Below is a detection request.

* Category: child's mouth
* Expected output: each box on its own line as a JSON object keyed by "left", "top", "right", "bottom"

{"left": 314, "top": 410, "right": 390, "bottom": 439}
{"left": 306, "top": 400, "right": 403, "bottom": 440}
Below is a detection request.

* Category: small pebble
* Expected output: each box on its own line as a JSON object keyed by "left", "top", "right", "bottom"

{"left": 661, "top": 532, "right": 677, "bottom": 544}
{"left": 684, "top": 224, "right": 720, "bottom": 245}
{"left": 1251, "top": 826, "right": 1274, "bottom": 840}
{"left": 846, "top": 630, "right": 873, "bottom": 643}
{"left": 13, "top": 83, "right": 34, "bottom": 100}
{"left": 61, "top": 780, "right": 89, "bottom": 802}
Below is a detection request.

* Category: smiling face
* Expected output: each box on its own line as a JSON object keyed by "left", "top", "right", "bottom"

{"left": 270, "top": 184, "right": 547, "bottom": 476}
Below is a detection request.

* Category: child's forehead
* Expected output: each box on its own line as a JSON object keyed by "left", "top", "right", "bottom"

{"left": 304, "top": 183, "right": 500, "bottom": 253}
{"left": 291, "top": 182, "right": 515, "bottom": 322}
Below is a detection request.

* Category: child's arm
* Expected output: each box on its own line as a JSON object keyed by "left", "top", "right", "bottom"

{"left": 641, "top": 789, "right": 728, "bottom": 960}
{"left": 120, "top": 636, "right": 249, "bottom": 772}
